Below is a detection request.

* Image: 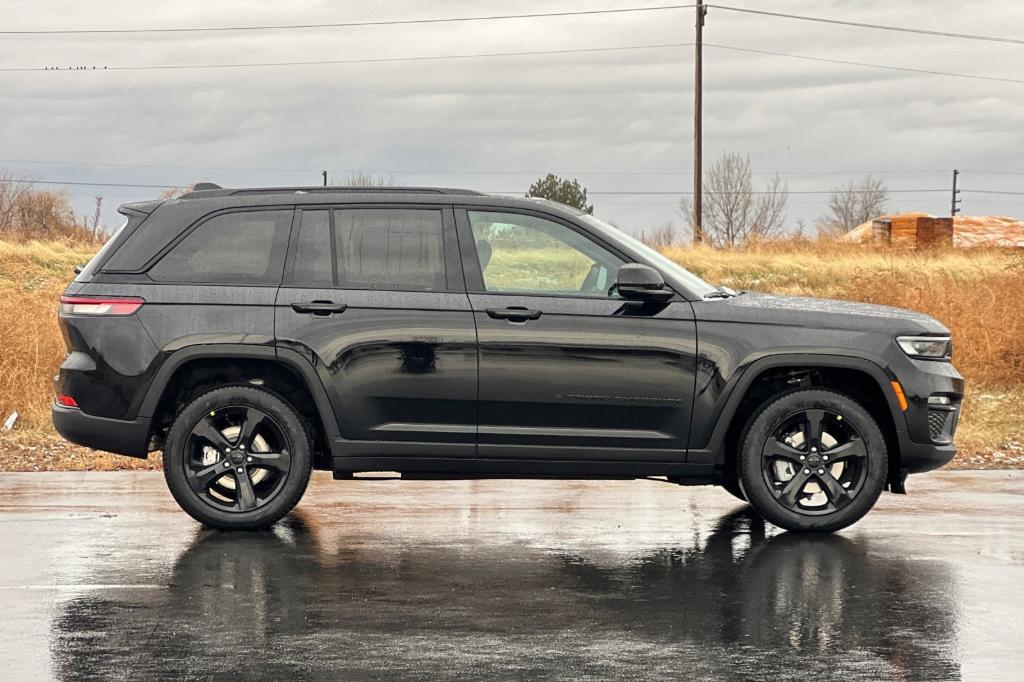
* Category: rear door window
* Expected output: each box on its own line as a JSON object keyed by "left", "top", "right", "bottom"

{"left": 149, "top": 209, "right": 292, "bottom": 285}
{"left": 335, "top": 209, "right": 446, "bottom": 291}
{"left": 292, "top": 210, "right": 333, "bottom": 287}
{"left": 288, "top": 208, "right": 447, "bottom": 291}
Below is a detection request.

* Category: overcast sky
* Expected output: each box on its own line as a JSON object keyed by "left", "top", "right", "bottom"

{"left": 1, "top": 0, "right": 1021, "bottom": 234}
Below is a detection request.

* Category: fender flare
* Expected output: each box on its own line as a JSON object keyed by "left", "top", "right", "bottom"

{"left": 688, "top": 351, "right": 905, "bottom": 466}
{"left": 137, "top": 344, "right": 339, "bottom": 439}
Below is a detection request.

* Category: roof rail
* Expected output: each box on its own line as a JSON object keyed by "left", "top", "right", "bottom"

{"left": 179, "top": 184, "right": 487, "bottom": 198}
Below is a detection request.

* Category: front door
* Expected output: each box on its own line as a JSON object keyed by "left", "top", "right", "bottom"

{"left": 456, "top": 208, "right": 697, "bottom": 462}
{"left": 275, "top": 204, "right": 477, "bottom": 458}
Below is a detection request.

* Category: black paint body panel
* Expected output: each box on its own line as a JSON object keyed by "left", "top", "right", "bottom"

{"left": 53, "top": 189, "right": 963, "bottom": 480}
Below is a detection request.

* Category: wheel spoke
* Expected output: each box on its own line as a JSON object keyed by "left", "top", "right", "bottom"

{"left": 764, "top": 438, "right": 806, "bottom": 464}
{"left": 817, "top": 470, "right": 853, "bottom": 509}
{"left": 190, "top": 416, "right": 231, "bottom": 451}
{"left": 778, "top": 468, "right": 813, "bottom": 508}
{"left": 248, "top": 451, "right": 290, "bottom": 473}
{"left": 235, "top": 470, "right": 257, "bottom": 511}
{"left": 803, "top": 409, "right": 825, "bottom": 449}
{"left": 825, "top": 437, "right": 867, "bottom": 461}
{"left": 187, "top": 462, "right": 227, "bottom": 493}
{"left": 235, "top": 407, "right": 266, "bottom": 449}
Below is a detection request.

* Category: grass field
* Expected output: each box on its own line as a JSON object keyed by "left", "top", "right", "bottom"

{"left": 0, "top": 237, "right": 1021, "bottom": 470}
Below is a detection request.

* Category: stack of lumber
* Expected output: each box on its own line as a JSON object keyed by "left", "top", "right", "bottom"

{"left": 845, "top": 213, "right": 1024, "bottom": 247}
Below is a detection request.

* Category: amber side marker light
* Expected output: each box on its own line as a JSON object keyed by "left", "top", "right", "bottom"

{"left": 891, "top": 380, "right": 908, "bottom": 412}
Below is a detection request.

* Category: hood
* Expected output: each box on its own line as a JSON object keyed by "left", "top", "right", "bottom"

{"left": 696, "top": 291, "right": 949, "bottom": 335}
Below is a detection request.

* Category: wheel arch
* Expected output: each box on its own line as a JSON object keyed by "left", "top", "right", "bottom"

{"left": 139, "top": 345, "right": 339, "bottom": 469}
{"left": 693, "top": 353, "right": 905, "bottom": 489}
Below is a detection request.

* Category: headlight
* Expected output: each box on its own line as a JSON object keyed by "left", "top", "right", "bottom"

{"left": 896, "top": 335, "right": 951, "bottom": 359}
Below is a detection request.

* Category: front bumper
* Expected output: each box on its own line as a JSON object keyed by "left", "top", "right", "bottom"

{"left": 51, "top": 404, "right": 152, "bottom": 458}
{"left": 893, "top": 357, "right": 964, "bottom": 474}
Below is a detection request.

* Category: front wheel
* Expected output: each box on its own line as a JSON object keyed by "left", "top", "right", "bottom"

{"left": 163, "top": 386, "right": 313, "bottom": 530}
{"left": 738, "top": 389, "right": 887, "bottom": 533}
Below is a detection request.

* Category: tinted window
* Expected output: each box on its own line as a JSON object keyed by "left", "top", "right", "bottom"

{"left": 292, "top": 210, "right": 333, "bottom": 287}
{"left": 150, "top": 210, "right": 291, "bottom": 284}
{"left": 334, "top": 209, "right": 445, "bottom": 291}
{"left": 468, "top": 211, "right": 623, "bottom": 297}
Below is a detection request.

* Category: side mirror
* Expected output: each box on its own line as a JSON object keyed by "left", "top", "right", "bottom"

{"left": 614, "top": 263, "right": 674, "bottom": 301}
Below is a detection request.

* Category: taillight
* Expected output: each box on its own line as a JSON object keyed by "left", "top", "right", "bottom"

{"left": 59, "top": 295, "right": 144, "bottom": 316}
{"left": 56, "top": 394, "right": 79, "bottom": 408}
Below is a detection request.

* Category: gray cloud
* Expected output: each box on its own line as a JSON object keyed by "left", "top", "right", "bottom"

{"left": 0, "top": 0, "right": 1021, "bottom": 232}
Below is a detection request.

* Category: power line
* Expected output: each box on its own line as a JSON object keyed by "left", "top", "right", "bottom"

{"left": 963, "top": 189, "right": 1024, "bottom": 196}
{"left": 0, "top": 158, "right": 962, "bottom": 176}
{"left": 0, "top": 42, "right": 693, "bottom": 72}
{"left": 9, "top": 40, "right": 1018, "bottom": 87}
{"left": 705, "top": 43, "right": 1024, "bottom": 85}
{"left": 0, "top": 4, "right": 693, "bottom": 35}
{"left": 709, "top": 5, "right": 1024, "bottom": 46}
{"left": 22, "top": 179, "right": 175, "bottom": 189}
{"left": 17, "top": 179, "right": 955, "bottom": 195}
{"left": 961, "top": 169, "right": 1024, "bottom": 176}
{"left": 0, "top": 158, "right": 317, "bottom": 173}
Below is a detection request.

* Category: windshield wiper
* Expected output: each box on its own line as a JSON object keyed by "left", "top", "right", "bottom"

{"left": 704, "top": 286, "right": 740, "bottom": 300}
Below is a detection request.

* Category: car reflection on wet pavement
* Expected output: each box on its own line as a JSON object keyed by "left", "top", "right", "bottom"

{"left": 0, "top": 471, "right": 1021, "bottom": 680}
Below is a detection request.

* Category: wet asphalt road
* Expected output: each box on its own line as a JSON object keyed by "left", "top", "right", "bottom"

{"left": 0, "top": 471, "right": 1021, "bottom": 681}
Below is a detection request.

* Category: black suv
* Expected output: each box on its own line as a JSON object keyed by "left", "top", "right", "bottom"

{"left": 53, "top": 185, "right": 963, "bottom": 532}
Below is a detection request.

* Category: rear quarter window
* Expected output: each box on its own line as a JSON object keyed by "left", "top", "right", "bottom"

{"left": 149, "top": 209, "right": 292, "bottom": 285}
{"left": 73, "top": 214, "right": 140, "bottom": 282}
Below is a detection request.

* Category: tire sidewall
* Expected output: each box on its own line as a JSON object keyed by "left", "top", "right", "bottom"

{"left": 163, "top": 386, "right": 312, "bottom": 530}
{"left": 739, "top": 389, "right": 887, "bottom": 533}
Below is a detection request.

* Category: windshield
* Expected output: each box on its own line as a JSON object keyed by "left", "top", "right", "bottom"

{"left": 578, "top": 214, "right": 719, "bottom": 298}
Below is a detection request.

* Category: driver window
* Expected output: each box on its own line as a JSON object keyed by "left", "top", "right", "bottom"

{"left": 468, "top": 211, "right": 624, "bottom": 297}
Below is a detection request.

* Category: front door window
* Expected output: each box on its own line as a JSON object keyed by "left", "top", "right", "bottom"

{"left": 468, "top": 211, "right": 623, "bottom": 298}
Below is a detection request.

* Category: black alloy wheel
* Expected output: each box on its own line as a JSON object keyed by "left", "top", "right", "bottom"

{"left": 163, "top": 386, "right": 312, "bottom": 530}
{"left": 760, "top": 408, "right": 868, "bottom": 515}
{"left": 739, "top": 389, "right": 887, "bottom": 533}
{"left": 184, "top": 405, "right": 292, "bottom": 513}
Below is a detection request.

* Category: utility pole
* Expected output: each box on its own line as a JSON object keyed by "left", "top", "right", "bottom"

{"left": 322, "top": 170, "right": 328, "bottom": 187}
{"left": 693, "top": 1, "right": 707, "bottom": 244}
{"left": 950, "top": 169, "right": 961, "bottom": 217}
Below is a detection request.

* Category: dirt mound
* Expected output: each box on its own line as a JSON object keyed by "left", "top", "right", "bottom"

{"left": 846, "top": 213, "right": 1024, "bottom": 247}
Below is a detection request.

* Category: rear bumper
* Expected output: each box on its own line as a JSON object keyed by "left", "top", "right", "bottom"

{"left": 51, "top": 404, "right": 151, "bottom": 459}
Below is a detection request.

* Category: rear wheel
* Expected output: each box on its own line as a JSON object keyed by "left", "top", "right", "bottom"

{"left": 163, "top": 386, "right": 312, "bottom": 530}
{"left": 738, "top": 389, "right": 886, "bottom": 533}
{"left": 720, "top": 473, "right": 747, "bottom": 502}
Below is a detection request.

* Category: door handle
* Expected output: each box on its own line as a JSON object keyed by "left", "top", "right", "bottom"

{"left": 486, "top": 306, "right": 542, "bottom": 322}
{"left": 291, "top": 300, "right": 347, "bottom": 316}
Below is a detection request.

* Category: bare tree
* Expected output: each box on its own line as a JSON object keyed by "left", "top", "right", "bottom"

{"left": 159, "top": 184, "right": 199, "bottom": 200}
{"left": 0, "top": 170, "right": 89, "bottom": 240}
{"left": 0, "top": 171, "right": 32, "bottom": 235}
{"left": 638, "top": 222, "right": 683, "bottom": 249}
{"left": 90, "top": 196, "right": 103, "bottom": 237}
{"left": 680, "top": 152, "right": 788, "bottom": 247}
{"left": 332, "top": 172, "right": 399, "bottom": 187}
{"left": 817, "top": 174, "right": 889, "bottom": 236}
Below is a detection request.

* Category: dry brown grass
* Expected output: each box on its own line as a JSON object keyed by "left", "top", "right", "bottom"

{"left": 0, "top": 237, "right": 1020, "bottom": 470}
{"left": 662, "top": 240, "right": 1024, "bottom": 384}
{"left": 0, "top": 240, "right": 101, "bottom": 431}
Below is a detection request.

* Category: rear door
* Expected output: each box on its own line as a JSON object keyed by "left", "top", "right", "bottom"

{"left": 274, "top": 204, "right": 478, "bottom": 458}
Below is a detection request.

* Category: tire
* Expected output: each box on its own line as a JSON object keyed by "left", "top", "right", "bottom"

{"left": 720, "top": 473, "right": 747, "bottom": 502}
{"left": 738, "top": 388, "right": 887, "bottom": 533}
{"left": 163, "top": 385, "right": 313, "bottom": 530}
